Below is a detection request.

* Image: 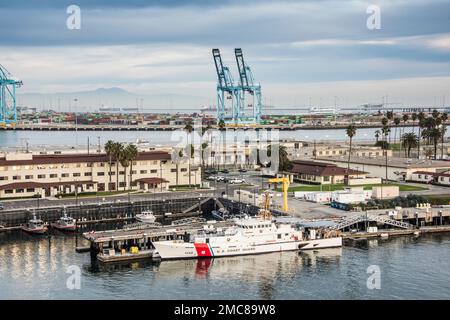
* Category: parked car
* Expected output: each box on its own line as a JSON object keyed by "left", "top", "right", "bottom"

{"left": 220, "top": 169, "right": 230, "bottom": 174}
{"left": 229, "top": 178, "right": 246, "bottom": 184}
{"left": 238, "top": 168, "right": 247, "bottom": 173}
{"left": 215, "top": 176, "right": 225, "bottom": 182}
{"left": 206, "top": 176, "right": 216, "bottom": 181}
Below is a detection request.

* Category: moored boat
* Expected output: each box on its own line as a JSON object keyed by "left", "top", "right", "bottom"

{"left": 135, "top": 210, "right": 156, "bottom": 224}
{"left": 152, "top": 213, "right": 342, "bottom": 260}
{"left": 52, "top": 209, "right": 76, "bottom": 231}
{"left": 21, "top": 212, "right": 48, "bottom": 235}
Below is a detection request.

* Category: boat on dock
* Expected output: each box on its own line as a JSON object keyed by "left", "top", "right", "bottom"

{"left": 51, "top": 209, "right": 76, "bottom": 231}
{"left": 97, "top": 247, "right": 154, "bottom": 263}
{"left": 135, "top": 210, "right": 156, "bottom": 224}
{"left": 21, "top": 212, "right": 48, "bottom": 235}
{"left": 152, "top": 206, "right": 342, "bottom": 260}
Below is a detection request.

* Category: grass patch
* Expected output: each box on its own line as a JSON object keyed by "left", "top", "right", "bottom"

{"left": 281, "top": 183, "right": 428, "bottom": 192}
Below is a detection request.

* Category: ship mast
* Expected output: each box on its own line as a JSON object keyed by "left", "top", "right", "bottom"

{"left": 258, "top": 191, "right": 272, "bottom": 220}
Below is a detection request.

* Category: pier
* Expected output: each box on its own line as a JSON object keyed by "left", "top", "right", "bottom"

{"left": 0, "top": 195, "right": 226, "bottom": 230}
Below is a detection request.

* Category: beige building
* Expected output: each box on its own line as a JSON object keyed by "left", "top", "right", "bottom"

{"left": 283, "top": 141, "right": 392, "bottom": 160}
{"left": 0, "top": 150, "right": 201, "bottom": 199}
{"left": 287, "top": 160, "right": 370, "bottom": 185}
{"left": 318, "top": 156, "right": 450, "bottom": 181}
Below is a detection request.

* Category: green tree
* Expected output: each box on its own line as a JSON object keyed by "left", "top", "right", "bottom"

{"left": 411, "top": 112, "right": 417, "bottom": 127}
{"left": 125, "top": 144, "right": 138, "bottom": 190}
{"left": 417, "top": 112, "right": 426, "bottom": 158}
{"left": 401, "top": 132, "right": 418, "bottom": 158}
{"left": 104, "top": 140, "right": 115, "bottom": 190}
{"left": 184, "top": 123, "right": 194, "bottom": 187}
{"left": 382, "top": 125, "right": 391, "bottom": 182}
{"left": 218, "top": 119, "right": 225, "bottom": 129}
{"left": 118, "top": 148, "right": 130, "bottom": 190}
{"left": 265, "top": 144, "right": 293, "bottom": 173}
{"left": 112, "top": 142, "right": 124, "bottom": 190}
{"left": 345, "top": 124, "right": 356, "bottom": 184}
{"left": 440, "top": 113, "right": 448, "bottom": 159}
{"left": 386, "top": 111, "right": 394, "bottom": 121}
{"left": 393, "top": 117, "right": 401, "bottom": 151}
{"left": 374, "top": 130, "right": 380, "bottom": 144}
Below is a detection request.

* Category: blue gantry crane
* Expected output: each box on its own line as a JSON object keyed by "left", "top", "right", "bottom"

{"left": 212, "top": 48, "right": 262, "bottom": 125}
{"left": 0, "top": 64, "right": 22, "bottom": 125}
{"left": 234, "top": 48, "right": 262, "bottom": 125}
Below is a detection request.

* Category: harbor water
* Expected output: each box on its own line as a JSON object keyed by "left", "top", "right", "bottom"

{"left": 0, "top": 232, "right": 449, "bottom": 299}
{"left": 2, "top": 126, "right": 449, "bottom": 149}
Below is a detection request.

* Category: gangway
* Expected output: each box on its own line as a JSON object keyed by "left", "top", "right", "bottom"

{"left": 330, "top": 213, "right": 414, "bottom": 230}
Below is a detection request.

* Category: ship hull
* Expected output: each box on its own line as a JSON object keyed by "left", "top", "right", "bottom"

{"left": 51, "top": 223, "right": 77, "bottom": 232}
{"left": 21, "top": 226, "right": 48, "bottom": 234}
{"left": 153, "top": 237, "right": 341, "bottom": 260}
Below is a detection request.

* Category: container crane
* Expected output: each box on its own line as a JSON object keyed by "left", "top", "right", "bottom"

{"left": 212, "top": 48, "right": 262, "bottom": 126}
{"left": 212, "top": 48, "right": 241, "bottom": 125}
{"left": 234, "top": 48, "right": 262, "bottom": 124}
{"left": 0, "top": 64, "right": 22, "bottom": 125}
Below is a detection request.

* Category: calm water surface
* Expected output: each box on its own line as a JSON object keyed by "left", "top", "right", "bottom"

{"left": 2, "top": 126, "right": 449, "bottom": 149}
{"left": 0, "top": 232, "right": 449, "bottom": 299}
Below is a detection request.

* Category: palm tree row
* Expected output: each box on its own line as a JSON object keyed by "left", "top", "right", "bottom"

{"left": 375, "top": 110, "right": 447, "bottom": 160}
{"left": 417, "top": 110, "right": 447, "bottom": 160}
{"left": 104, "top": 140, "right": 138, "bottom": 191}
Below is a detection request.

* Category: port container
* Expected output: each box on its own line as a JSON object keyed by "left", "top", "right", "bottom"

{"left": 372, "top": 186, "right": 399, "bottom": 199}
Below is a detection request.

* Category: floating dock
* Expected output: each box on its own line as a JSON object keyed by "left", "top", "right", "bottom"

{"left": 83, "top": 220, "right": 235, "bottom": 263}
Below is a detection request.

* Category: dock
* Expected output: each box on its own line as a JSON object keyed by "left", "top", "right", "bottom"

{"left": 343, "top": 225, "right": 450, "bottom": 239}
{"left": 82, "top": 220, "right": 235, "bottom": 263}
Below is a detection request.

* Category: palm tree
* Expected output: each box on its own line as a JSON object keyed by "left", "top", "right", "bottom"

{"left": 125, "top": 144, "right": 138, "bottom": 190}
{"left": 201, "top": 142, "right": 209, "bottom": 172}
{"left": 374, "top": 130, "right": 380, "bottom": 144}
{"left": 266, "top": 144, "right": 292, "bottom": 173}
{"left": 345, "top": 124, "right": 356, "bottom": 184}
{"left": 393, "top": 117, "right": 400, "bottom": 152}
{"left": 104, "top": 140, "right": 115, "bottom": 191}
{"left": 417, "top": 112, "right": 426, "bottom": 158}
{"left": 440, "top": 112, "right": 448, "bottom": 159}
{"left": 112, "top": 142, "right": 123, "bottom": 191}
{"left": 401, "top": 132, "right": 418, "bottom": 158}
{"left": 411, "top": 112, "right": 417, "bottom": 129}
{"left": 175, "top": 148, "right": 183, "bottom": 186}
{"left": 430, "top": 126, "right": 442, "bottom": 160}
{"left": 401, "top": 114, "right": 409, "bottom": 154}
{"left": 119, "top": 148, "right": 130, "bottom": 191}
{"left": 380, "top": 117, "right": 389, "bottom": 148}
{"left": 218, "top": 119, "right": 225, "bottom": 130}
{"left": 184, "top": 123, "right": 194, "bottom": 187}
{"left": 432, "top": 109, "right": 440, "bottom": 120}
{"left": 382, "top": 125, "right": 390, "bottom": 182}
{"left": 386, "top": 111, "right": 394, "bottom": 121}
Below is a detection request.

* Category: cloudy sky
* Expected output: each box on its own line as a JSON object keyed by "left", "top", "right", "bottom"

{"left": 1, "top": 0, "right": 450, "bottom": 109}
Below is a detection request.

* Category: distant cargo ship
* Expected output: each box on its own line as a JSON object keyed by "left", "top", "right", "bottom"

{"left": 200, "top": 105, "right": 274, "bottom": 112}
{"left": 309, "top": 106, "right": 339, "bottom": 115}
{"left": 98, "top": 106, "right": 140, "bottom": 113}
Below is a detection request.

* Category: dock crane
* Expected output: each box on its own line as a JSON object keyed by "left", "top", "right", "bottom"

{"left": 212, "top": 48, "right": 262, "bottom": 126}
{"left": 212, "top": 48, "right": 240, "bottom": 125}
{"left": 268, "top": 177, "right": 290, "bottom": 213}
{"left": 0, "top": 64, "right": 22, "bottom": 125}
{"left": 234, "top": 48, "right": 262, "bottom": 124}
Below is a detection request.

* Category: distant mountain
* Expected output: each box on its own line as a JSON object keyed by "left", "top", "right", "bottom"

{"left": 17, "top": 87, "right": 208, "bottom": 112}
